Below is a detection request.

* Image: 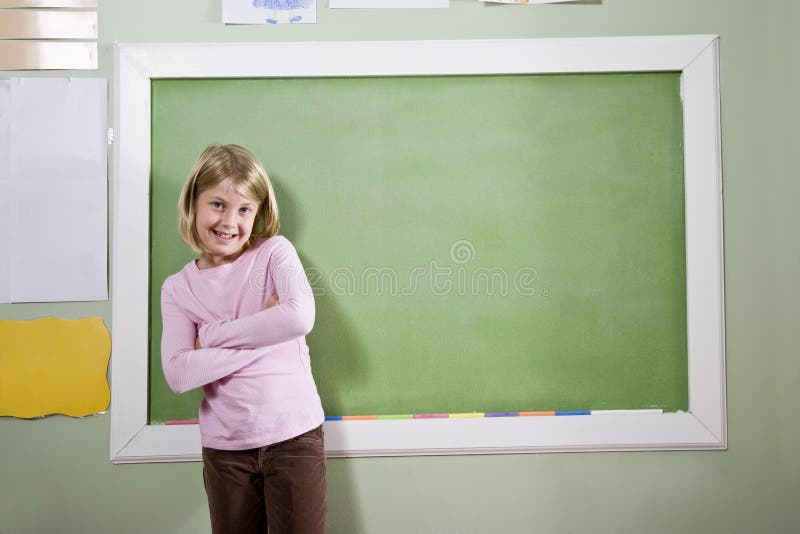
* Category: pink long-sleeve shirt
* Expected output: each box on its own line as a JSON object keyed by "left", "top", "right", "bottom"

{"left": 160, "top": 235, "right": 324, "bottom": 450}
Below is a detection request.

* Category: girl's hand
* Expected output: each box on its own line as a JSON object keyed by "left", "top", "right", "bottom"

{"left": 265, "top": 293, "right": 279, "bottom": 309}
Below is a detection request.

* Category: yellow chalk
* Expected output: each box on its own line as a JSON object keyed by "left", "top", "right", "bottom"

{"left": 0, "top": 317, "right": 111, "bottom": 418}
{"left": 449, "top": 412, "right": 484, "bottom": 418}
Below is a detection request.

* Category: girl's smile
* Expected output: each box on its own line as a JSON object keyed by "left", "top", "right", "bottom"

{"left": 195, "top": 179, "right": 259, "bottom": 269}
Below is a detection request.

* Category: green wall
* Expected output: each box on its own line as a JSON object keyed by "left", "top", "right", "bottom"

{"left": 1, "top": 1, "right": 798, "bottom": 532}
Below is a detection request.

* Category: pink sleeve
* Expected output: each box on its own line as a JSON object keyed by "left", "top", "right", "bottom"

{"left": 160, "top": 280, "right": 261, "bottom": 394}
{"left": 197, "top": 237, "right": 315, "bottom": 350}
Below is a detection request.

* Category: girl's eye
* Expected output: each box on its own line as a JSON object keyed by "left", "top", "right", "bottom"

{"left": 212, "top": 202, "right": 223, "bottom": 209}
{"left": 240, "top": 207, "right": 252, "bottom": 214}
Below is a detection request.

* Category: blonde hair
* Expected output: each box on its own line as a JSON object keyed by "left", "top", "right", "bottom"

{"left": 177, "top": 144, "right": 279, "bottom": 254}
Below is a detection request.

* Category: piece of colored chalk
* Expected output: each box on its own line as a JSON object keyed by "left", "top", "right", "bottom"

{"left": 165, "top": 419, "right": 199, "bottom": 425}
{"left": 326, "top": 409, "right": 662, "bottom": 422}
{"left": 589, "top": 409, "right": 664, "bottom": 415}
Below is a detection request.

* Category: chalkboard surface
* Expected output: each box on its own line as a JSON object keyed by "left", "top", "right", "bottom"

{"left": 148, "top": 73, "right": 688, "bottom": 424}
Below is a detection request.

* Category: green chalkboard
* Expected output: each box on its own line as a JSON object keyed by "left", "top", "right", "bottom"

{"left": 148, "top": 73, "right": 688, "bottom": 424}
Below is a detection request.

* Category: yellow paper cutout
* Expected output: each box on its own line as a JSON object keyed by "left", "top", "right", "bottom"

{"left": 0, "top": 317, "right": 111, "bottom": 418}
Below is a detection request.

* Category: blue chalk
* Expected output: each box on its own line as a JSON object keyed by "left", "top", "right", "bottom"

{"left": 325, "top": 415, "right": 343, "bottom": 421}
{"left": 484, "top": 412, "right": 520, "bottom": 417}
{"left": 555, "top": 410, "right": 591, "bottom": 416}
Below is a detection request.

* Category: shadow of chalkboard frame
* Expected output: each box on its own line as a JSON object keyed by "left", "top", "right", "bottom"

{"left": 110, "top": 37, "right": 726, "bottom": 463}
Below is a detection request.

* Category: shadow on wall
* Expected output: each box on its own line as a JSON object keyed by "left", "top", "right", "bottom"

{"left": 272, "top": 172, "right": 370, "bottom": 417}
{"left": 274, "top": 173, "right": 369, "bottom": 534}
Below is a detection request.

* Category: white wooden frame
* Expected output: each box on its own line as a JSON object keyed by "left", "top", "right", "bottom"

{"left": 111, "top": 36, "right": 726, "bottom": 463}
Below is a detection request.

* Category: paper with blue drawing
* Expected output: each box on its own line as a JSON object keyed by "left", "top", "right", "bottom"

{"left": 223, "top": 0, "right": 316, "bottom": 24}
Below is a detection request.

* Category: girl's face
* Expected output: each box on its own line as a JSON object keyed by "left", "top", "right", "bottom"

{"left": 194, "top": 178, "right": 260, "bottom": 268}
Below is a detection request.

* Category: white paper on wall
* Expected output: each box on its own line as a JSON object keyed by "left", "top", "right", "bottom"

{"left": 7, "top": 78, "right": 107, "bottom": 303}
{"left": 0, "top": 179, "right": 10, "bottom": 304}
{"left": 9, "top": 78, "right": 106, "bottom": 182}
{"left": 480, "top": 0, "right": 581, "bottom": 4}
{"left": 0, "top": 80, "right": 10, "bottom": 304}
{"left": 223, "top": 0, "right": 317, "bottom": 24}
{"left": 9, "top": 178, "right": 107, "bottom": 302}
{"left": 329, "top": 0, "right": 449, "bottom": 7}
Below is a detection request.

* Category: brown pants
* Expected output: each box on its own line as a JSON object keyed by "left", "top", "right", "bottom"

{"left": 202, "top": 425, "right": 327, "bottom": 534}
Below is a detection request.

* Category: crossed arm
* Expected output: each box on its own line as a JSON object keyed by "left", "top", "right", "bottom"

{"left": 193, "top": 293, "right": 279, "bottom": 350}
{"left": 161, "top": 238, "right": 315, "bottom": 394}
{"left": 195, "top": 239, "right": 315, "bottom": 350}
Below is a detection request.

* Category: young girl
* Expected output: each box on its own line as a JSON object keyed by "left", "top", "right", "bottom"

{"left": 160, "top": 144, "right": 326, "bottom": 534}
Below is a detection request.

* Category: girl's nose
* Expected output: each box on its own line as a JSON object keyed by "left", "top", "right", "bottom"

{"left": 221, "top": 210, "right": 237, "bottom": 226}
